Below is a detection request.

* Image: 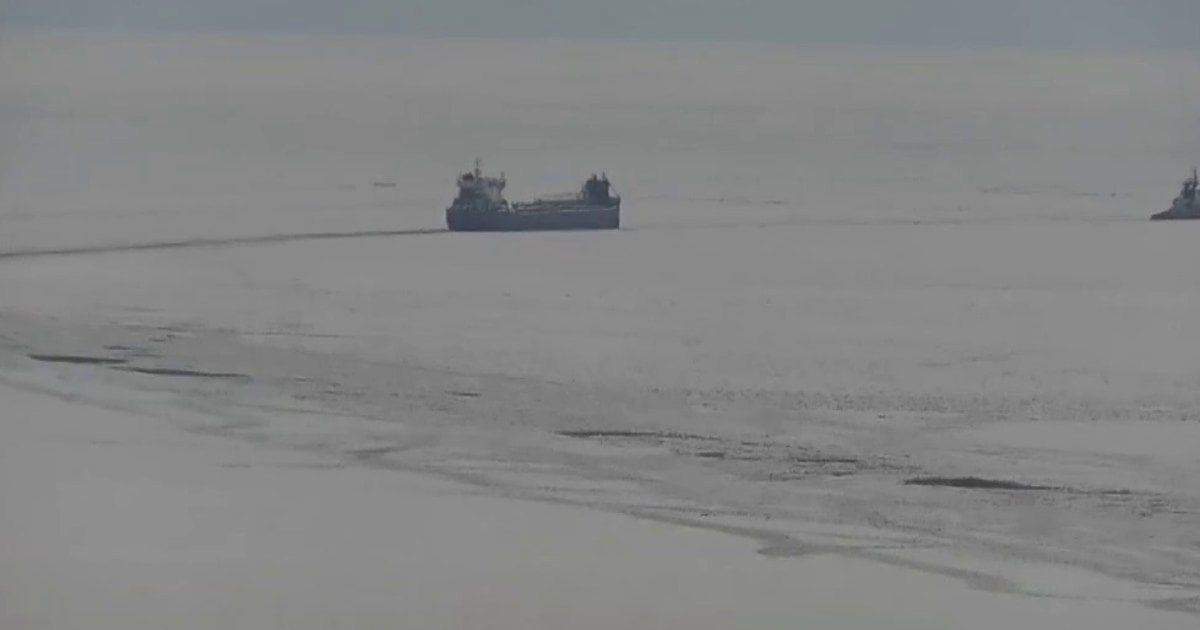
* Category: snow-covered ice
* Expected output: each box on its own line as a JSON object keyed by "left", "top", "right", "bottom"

{"left": 2, "top": 375, "right": 1195, "bottom": 629}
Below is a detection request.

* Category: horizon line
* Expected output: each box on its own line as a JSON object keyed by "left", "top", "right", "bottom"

{"left": 3, "top": 24, "right": 1199, "bottom": 57}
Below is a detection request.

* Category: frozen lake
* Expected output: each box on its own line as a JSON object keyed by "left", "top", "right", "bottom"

{"left": 2, "top": 30, "right": 1199, "bottom": 627}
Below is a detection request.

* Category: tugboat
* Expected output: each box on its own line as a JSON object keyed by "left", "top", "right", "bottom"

{"left": 446, "top": 159, "right": 620, "bottom": 231}
{"left": 1151, "top": 168, "right": 1199, "bottom": 220}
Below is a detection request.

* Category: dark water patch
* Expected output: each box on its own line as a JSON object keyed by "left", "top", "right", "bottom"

{"left": 28, "top": 353, "right": 127, "bottom": 366}
{"left": 446, "top": 390, "right": 481, "bottom": 398}
{"left": 240, "top": 330, "right": 350, "bottom": 339}
{"left": 905, "top": 476, "right": 1054, "bottom": 491}
{"left": 790, "top": 455, "right": 859, "bottom": 465}
{"left": 345, "top": 440, "right": 433, "bottom": 460}
{"left": 558, "top": 429, "right": 717, "bottom": 441}
{"left": 0, "top": 228, "right": 448, "bottom": 261}
{"left": 692, "top": 449, "right": 843, "bottom": 464}
{"left": 115, "top": 366, "right": 250, "bottom": 380}
{"left": 560, "top": 430, "right": 869, "bottom": 479}
{"left": 103, "top": 345, "right": 157, "bottom": 357}
{"left": 347, "top": 445, "right": 402, "bottom": 458}
{"left": 272, "top": 462, "right": 346, "bottom": 471}
{"left": 1146, "top": 595, "right": 1200, "bottom": 615}
{"left": 751, "top": 456, "right": 863, "bottom": 481}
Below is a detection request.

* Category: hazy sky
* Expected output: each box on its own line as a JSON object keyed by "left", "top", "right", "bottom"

{"left": 1, "top": 0, "right": 1196, "bottom": 49}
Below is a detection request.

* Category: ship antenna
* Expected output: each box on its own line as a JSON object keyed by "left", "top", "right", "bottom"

{"left": 475, "top": 157, "right": 482, "bottom": 178}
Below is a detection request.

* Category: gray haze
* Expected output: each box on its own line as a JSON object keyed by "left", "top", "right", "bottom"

{"left": 3, "top": 13, "right": 1200, "bottom": 626}
{"left": 1, "top": 0, "right": 1197, "bottom": 49}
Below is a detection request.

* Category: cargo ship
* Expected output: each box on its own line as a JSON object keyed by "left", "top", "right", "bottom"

{"left": 446, "top": 160, "right": 620, "bottom": 231}
{"left": 1151, "top": 168, "right": 1199, "bottom": 220}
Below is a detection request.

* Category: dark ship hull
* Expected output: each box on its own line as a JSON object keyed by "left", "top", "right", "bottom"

{"left": 1151, "top": 204, "right": 1200, "bottom": 220}
{"left": 447, "top": 204, "right": 619, "bottom": 232}
{"left": 444, "top": 161, "right": 621, "bottom": 232}
{"left": 1152, "top": 169, "right": 1199, "bottom": 220}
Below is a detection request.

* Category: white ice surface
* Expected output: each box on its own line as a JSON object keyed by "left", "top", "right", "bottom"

{"left": 2, "top": 377, "right": 1196, "bottom": 630}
